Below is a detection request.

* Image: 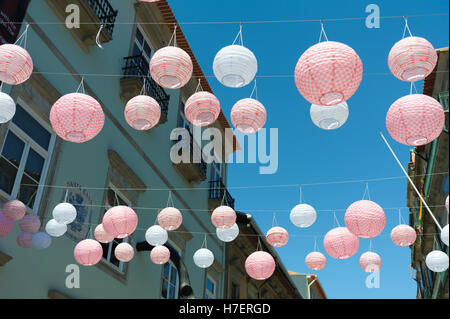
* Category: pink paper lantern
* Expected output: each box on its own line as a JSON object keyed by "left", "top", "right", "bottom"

{"left": 295, "top": 41, "right": 363, "bottom": 106}
{"left": 211, "top": 205, "right": 236, "bottom": 229}
{"left": 360, "top": 251, "right": 382, "bottom": 272}
{"left": 74, "top": 239, "right": 103, "bottom": 266}
{"left": 185, "top": 91, "right": 221, "bottom": 127}
{"left": 114, "top": 242, "right": 134, "bottom": 262}
{"left": 124, "top": 95, "right": 161, "bottom": 130}
{"left": 245, "top": 251, "right": 276, "bottom": 280}
{"left": 50, "top": 93, "right": 105, "bottom": 143}
{"left": 390, "top": 224, "right": 417, "bottom": 247}
{"left": 345, "top": 200, "right": 386, "bottom": 238}
{"left": 102, "top": 206, "right": 138, "bottom": 239}
{"left": 0, "top": 44, "right": 33, "bottom": 85}
{"left": 266, "top": 226, "right": 289, "bottom": 248}
{"left": 446, "top": 196, "right": 449, "bottom": 213}
{"left": 305, "top": 252, "right": 327, "bottom": 271}
{"left": 230, "top": 98, "right": 267, "bottom": 134}
{"left": 0, "top": 211, "right": 14, "bottom": 238}
{"left": 138, "top": 0, "right": 160, "bottom": 2}
{"left": 386, "top": 94, "right": 445, "bottom": 146}
{"left": 19, "top": 214, "right": 41, "bottom": 233}
{"left": 388, "top": 36, "right": 437, "bottom": 82}
{"left": 150, "top": 245, "right": 170, "bottom": 265}
{"left": 323, "top": 227, "right": 359, "bottom": 260}
{"left": 150, "top": 46, "right": 193, "bottom": 89}
{"left": 17, "top": 232, "right": 33, "bottom": 248}
{"left": 158, "top": 207, "right": 182, "bottom": 231}
{"left": 94, "top": 224, "right": 114, "bottom": 243}
{"left": 2, "top": 200, "right": 26, "bottom": 221}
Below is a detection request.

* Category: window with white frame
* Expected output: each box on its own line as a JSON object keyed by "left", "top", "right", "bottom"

{"left": 132, "top": 26, "right": 153, "bottom": 64}
{"left": 161, "top": 242, "right": 180, "bottom": 299}
{"left": 0, "top": 103, "right": 55, "bottom": 212}
{"left": 211, "top": 160, "right": 222, "bottom": 182}
{"left": 205, "top": 274, "right": 217, "bottom": 299}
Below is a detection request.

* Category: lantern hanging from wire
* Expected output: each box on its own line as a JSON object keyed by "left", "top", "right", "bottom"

{"left": 391, "top": 224, "right": 417, "bottom": 247}
{"left": 425, "top": 250, "right": 449, "bottom": 273}
{"left": 185, "top": 91, "right": 221, "bottom": 127}
{"left": 360, "top": 251, "right": 382, "bottom": 272}
{"left": 52, "top": 202, "right": 77, "bottom": 225}
{"left": 2, "top": 199, "right": 26, "bottom": 221}
{"left": 32, "top": 232, "right": 51, "bottom": 250}
{"left": 45, "top": 219, "right": 67, "bottom": 237}
{"left": 158, "top": 207, "right": 183, "bottom": 231}
{"left": 0, "top": 211, "right": 14, "bottom": 238}
{"left": 74, "top": 239, "right": 103, "bottom": 266}
{"left": 17, "top": 232, "right": 33, "bottom": 248}
{"left": 0, "top": 44, "right": 33, "bottom": 85}
{"left": 19, "top": 214, "right": 41, "bottom": 234}
{"left": 323, "top": 227, "right": 360, "bottom": 260}
{"left": 245, "top": 251, "right": 276, "bottom": 280}
{"left": 193, "top": 248, "right": 214, "bottom": 268}
{"left": 310, "top": 102, "right": 349, "bottom": 130}
{"left": 150, "top": 245, "right": 170, "bottom": 265}
{"left": 211, "top": 205, "right": 236, "bottom": 229}
{"left": 124, "top": 95, "right": 161, "bottom": 130}
{"left": 290, "top": 204, "right": 317, "bottom": 228}
{"left": 441, "top": 225, "right": 449, "bottom": 247}
{"left": 102, "top": 206, "right": 138, "bottom": 239}
{"left": 145, "top": 225, "right": 168, "bottom": 246}
{"left": 266, "top": 226, "right": 289, "bottom": 248}
{"left": 216, "top": 223, "right": 239, "bottom": 242}
{"left": 0, "top": 92, "right": 16, "bottom": 124}
{"left": 114, "top": 242, "right": 134, "bottom": 262}
{"left": 305, "top": 252, "right": 327, "bottom": 271}
{"left": 230, "top": 98, "right": 267, "bottom": 134}
{"left": 94, "top": 224, "right": 114, "bottom": 243}
{"left": 345, "top": 200, "right": 386, "bottom": 238}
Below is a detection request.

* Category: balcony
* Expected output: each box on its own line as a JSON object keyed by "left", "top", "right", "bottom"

{"left": 209, "top": 178, "right": 235, "bottom": 209}
{"left": 120, "top": 54, "right": 170, "bottom": 125}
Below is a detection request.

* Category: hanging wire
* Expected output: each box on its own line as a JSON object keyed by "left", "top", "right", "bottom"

{"left": 195, "top": 78, "right": 203, "bottom": 92}
{"left": 140, "top": 77, "right": 147, "bottom": 96}
{"left": 232, "top": 23, "right": 244, "bottom": 46}
{"left": 95, "top": 24, "right": 104, "bottom": 49}
{"left": 76, "top": 77, "right": 86, "bottom": 94}
{"left": 318, "top": 20, "right": 329, "bottom": 42}
{"left": 249, "top": 79, "right": 258, "bottom": 100}
{"left": 14, "top": 24, "right": 30, "bottom": 48}
{"left": 333, "top": 211, "right": 341, "bottom": 227}
{"left": 362, "top": 182, "right": 371, "bottom": 200}
{"left": 272, "top": 212, "right": 278, "bottom": 227}
{"left": 369, "top": 239, "right": 373, "bottom": 252}
{"left": 168, "top": 23, "right": 178, "bottom": 46}
{"left": 402, "top": 16, "right": 413, "bottom": 38}
{"left": 313, "top": 236, "right": 318, "bottom": 252}
{"left": 299, "top": 185, "right": 303, "bottom": 204}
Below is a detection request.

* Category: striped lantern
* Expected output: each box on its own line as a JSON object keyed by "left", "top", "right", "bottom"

{"left": 138, "top": 0, "right": 160, "bottom": 2}
{"left": 360, "top": 251, "right": 382, "bottom": 272}
{"left": 211, "top": 205, "right": 236, "bottom": 229}
{"left": 157, "top": 207, "right": 183, "bottom": 231}
{"left": 345, "top": 200, "right": 386, "bottom": 238}
{"left": 388, "top": 36, "right": 437, "bottom": 82}
{"left": 245, "top": 251, "right": 276, "bottom": 281}
{"left": 94, "top": 224, "right": 114, "bottom": 243}
{"left": 230, "top": 98, "right": 267, "bottom": 134}
{"left": 19, "top": 214, "right": 41, "bottom": 233}
{"left": 390, "top": 224, "right": 417, "bottom": 247}
{"left": 2, "top": 199, "right": 26, "bottom": 221}
{"left": 74, "top": 239, "right": 103, "bottom": 266}
{"left": 310, "top": 102, "right": 349, "bottom": 130}
{"left": 386, "top": 94, "right": 445, "bottom": 146}
{"left": 266, "top": 226, "right": 289, "bottom": 248}
{"left": 0, "top": 211, "right": 14, "bottom": 238}
{"left": 50, "top": 93, "right": 105, "bottom": 143}
{"left": 114, "top": 242, "right": 134, "bottom": 262}
{"left": 150, "top": 46, "right": 193, "bottom": 89}
{"left": 17, "top": 232, "right": 33, "bottom": 248}
{"left": 185, "top": 91, "right": 221, "bottom": 127}
{"left": 150, "top": 245, "right": 170, "bottom": 265}
{"left": 305, "top": 252, "right": 327, "bottom": 271}
{"left": 0, "top": 44, "right": 33, "bottom": 85}
{"left": 0, "top": 92, "right": 16, "bottom": 124}
{"left": 295, "top": 41, "right": 363, "bottom": 106}
{"left": 323, "top": 227, "right": 360, "bottom": 260}
{"left": 124, "top": 95, "right": 161, "bottom": 130}
{"left": 102, "top": 206, "right": 138, "bottom": 239}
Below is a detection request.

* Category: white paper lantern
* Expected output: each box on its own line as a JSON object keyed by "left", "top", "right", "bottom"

{"left": 0, "top": 92, "right": 16, "bottom": 123}
{"left": 441, "top": 225, "right": 449, "bottom": 246}
{"left": 45, "top": 219, "right": 67, "bottom": 237}
{"left": 310, "top": 102, "right": 349, "bottom": 130}
{"left": 290, "top": 204, "right": 317, "bottom": 228}
{"left": 425, "top": 250, "right": 449, "bottom": 272}
{"left": 32, "top": 232, "right": 52, "bottom": 250}
{"left": 52, "top": 203, "right": 77, "bottom": 225}
{"left": 193, "top": 248, "right": 214, "bottom": 268}
{"left": 145, "top": 225, "right": 168, "bottom": 246}
{"left": 216, "top": 223, "right": 239, "bottom": 242}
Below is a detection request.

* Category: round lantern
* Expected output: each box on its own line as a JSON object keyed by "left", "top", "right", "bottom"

{"left": 386, "top": 94, "right": 445, "bottom": 146}
{"left": 425, "top": 250, "right": 449, "bottom": 273}
{"left": 445, "top": 196, "right": 449, "bottom": 213}
{"left": 52, "top": 202, "right": 77, "bottom": 225}
{"left": 193, "top": 248, "right": 214, "bottom": 268}
{"left": 305, "top": 252, "right": 327, "bottom": 271}
{"left": 216, "top": 223, "right": 239, "bottom": 242}
{"left": 295, "top": 41, "right": 363, "bottom": 106}
{"left": 211, "top": 205, "right": 236, "bottom": 229}
{"left": 213, "top": 45, "right": 258, "bottom": 88}
{"left": 388, "top": 36, "right": 437, "bottom": 82}
{"left": 345, "top": 200, "right": 386, "bottom": 238}
{"left": 19, "top": 214, "right": 41, "bottom": 233}
{"left": 2, "top": 199, "right": 26, "bottom": 221}
{"left": 441, "top": 224, "right": 449, "bottom": 247}
{"left": 17, "top": 232, "right": 33, "bottom": 248}
{"left": 360, "top": 251, "right": 382, "bottom": 272}
{"left": 0, "top": 211, "right": 14, "bottom": 238}
{"left": 390, "top": 224, "right": 417, "bottom": 247}
{"left": 145, "top": 225, "right": 168, "bottom": 246}
{"left": 102, "top": 206, "right": 138, "bottom": 239}
{"left": 124, "top": 95, "right": 161, "bottom": 130}
{"left": 114, "top": 242, "right": 134, "bottom": 262}
{"left": 50, "top": 93, "right": 105, "bottom": 143}
{"left": 290, "top": 204, "right": 317, "bottom": 228}
{"left": 185, "top": 91, "right": 221, "bottom": 127}
{"left": 74, "top": 239, "right": 103, "bottom": 266}
{"left": 157, "top": 207, "right": 182, "bottom": 231}
{"left": 310, "top": 102, "right": 349, "bottom": 130}
{"left": 45, "top": 219, "right": 67, "bottom": 237}
{"left": 0, "top": 92, "right": 16, "bottom": 124}
{"left": 245, "top": 251, "right": 276, "bottom": 280}
{"left": 150, "top": 245, "right": 171, "bottom": 265}
{"left": 94, "top": 224, "right": 114, "bottom": 243}
{"left": 32, "top": 232, "right": 51, "bottom": 250}
{"left": 266, "top": 226, "right": 289, "bottom": 248}
{"left": 0, "top": 44, "right": 33, "bottom": 85}
{"left": 230, "top": 98, "right": 266, "bottom": 134}
{"left": 150, "top": 46, "right": 193, "bottom": 89}
{"left": 323, "top": 227, "right": 360, "bottom": 260}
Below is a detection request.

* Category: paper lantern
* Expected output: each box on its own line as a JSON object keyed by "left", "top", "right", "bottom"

{"left": 211, "top": 205, "right": 236, "bottom": 229}
{"left": 310, "top": 102, "right": 349, "bottom": 130}
{"left": 425, "top": 250, "right": 449, "bottom": 273}
{"left": 32, "top": 232, "right": 51, "bottom": 250}
{"left": 0, "top": 44, "right": 33, "bottom": 85}
{"left": 345, "top": 200, "right": 386, "bottom": 238}
{"left": 74, "top": 239, "right": 102, "bottom": 266}
{"left": 157, "top": 207, "right": 182, "bottom": 231}
{"left": 213, "top": 44, "right": 257, "bottom": 88}
{"left": 19, "top": 214, "right": 41, "bottom": 233}
{"left": 0, "top": 211, "right": 14, "bottom": 238}
{"left": 390, "top": 224, "right": 417, "bottom": 247}
{"left": 388, "top": 36, "right": 437, "bottom": 82}
{"left": 230, "top": 98, "right": 266, "bottom": 134}
{"left": 185, "top": 91, "right": 221, "bottom": 127}
{"left": 150, "top": 245, "right": 170, "bottom": 264}
{"left": 138, "top": 0, "right": 160, "bottom": 2}
{"left": 45, "top": 219, "right": 67, "bottom": 237}
{"left": 290, "top": 204, "right": 317, "bottom": 228}
{"left": 52, "top": 202, "right": 77, "bottom": 224}
{"left": 266, "top": 226, "right": 289, "bottom": 248}
{"left": 2, "top": 199, "right": 26, "bottom": 221}
{"left": 216, "top": 223, "right": 239, "bottom": 242}
{"left": 386, "top": 94, "right": 445, "bottom": 146}
{"left": 124, "top": 95, "right": 161, "bottom": 130}
{"left": 360, "top": 251, "right": 382, "bottom": 272}
{"left": 50, "top": 93, "right": 105, "bottom": 143}
{"left": 145, "top": 225, "right": 168, "bottom": 246}
{"left": 441, "top": 225, "right": 449, "bottom": 247}
{"left": 94, "top": 224, "right": 114, "bottom": 243}
{"left": 295, "top": 41, "right": 363, "bottom": 106}
{"left": 193, "top": 248, "right": 214, "bottom": 268}
{"left": 17, "top": 232, "right": 33, "bottom": 248}
{"left": 323, "top": 227, "right": 359, "bottom": 260}
{"left": 445, "top": 196, "right": 449, "bottom": 213}
{"left": 245, "top": 251, "right": 276, "bottom": 280}
{"left": 114, "top": 242, "right": 134, "bottom": 262}
{"left": 0, "top": 92, "right": 16, "bottom": 123}
{"left": 305, "top": 252, "right": 327, "bottom": 271}
{"left": 150, "top": 46, "right": 193, "bottom": 89}
{"left": 102, "top": 206, "right": 138, "bottom": 239}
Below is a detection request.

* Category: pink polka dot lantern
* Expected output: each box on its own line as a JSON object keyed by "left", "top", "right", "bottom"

{"left": 245, "top": 251, "right": 276, "bottom": 281}
{"left": 305, "top": 252, "right": 327, "bottom": 271}
{"left": 150, "top": 46, "right": 193, "bottom": 89}
{"left": 295, "top": 41, "right": 363, "bottom": 106}
{"left": 390, "top": 224, "right": 417, "bottom": 247}
{"left": 157, "top": 207, "right": 183, "bottom": 231}
{"left": 230, "top": 98, "right": 267, "bottom": 134}
{"left": 150, "top": 245, "right": 170, "bottom": 265}
{"left": 0, "top": 44, "right": 33, "bottom": 85}
{"left": 114, "top": 242, "right": 134, "bottom": 262}
{"left": 19, "top": 214, "right": 41, "bottom": 233}
{"left": 94, "top": 224, "right": 114, "bottom": 243}
{"left": 360, "top": 251, "right": 382, "bottom": 272}
{"left": 323, "top": 227, "right": 359, "bottom": 260}
{"left": 2, "top": 199, "right": 26, "bottom": 221}
{"left": 386, "top": 94, "right": 445, "bottom": 146}
{"left": 211, "top": 205, "right": 236, "bottom": 229}
{"left": 0, "top": 211, "right": 14, "bottom": 238}
{"left": 345, "top": 200, "right": 386, "bottom": 238}
{"left": 74, "top": 239, "right": 103, "bottom": 266}
{"left": 185, "top": 91, "right": 221, "bottom": 127}
{"left": 124, "top": 95, "right": 161, "bottom": 130}
{"left": 266, "top": 226, "right": 289, "bottom": 248}
{"left": 17, "top": 232, "right": 33, "bottom": 248}
{"left": 50, "top": 93, "right": 105, "bottom": 143}
{"left": 102, "top": 206, "right": 138, "bottom": 239}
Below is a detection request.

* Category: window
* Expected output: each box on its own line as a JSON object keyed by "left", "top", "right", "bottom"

{"left": 132, "top": 27, "right": 152, "bottom": 65}
{"left": 161, "top": 242, "right": 180, "bottom": 299}
{"left": 0, "top": 103, "right": 55, "bottom": 212}
{"left": 231, "top": 282, "right": 240, "bottom": 299}
{"left": 211, "top": 160, "right": 222, "bottom": 182}
{"left": 179, "top": 102, "right": 193, "bottom": 134}
{"left": 205, "top": 275, "right": 217, "bottom": 299}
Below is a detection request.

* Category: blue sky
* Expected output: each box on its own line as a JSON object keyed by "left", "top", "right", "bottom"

{"left": 169, "top": 0, "right": 449, "bottom": 299}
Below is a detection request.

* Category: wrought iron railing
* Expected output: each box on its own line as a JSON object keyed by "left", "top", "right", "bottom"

{"left": 209, "top": 178, "right": 235, "bottom": 209}
{"left": 87, "top": 0, "right": 118, "bottom": 36}
{"left": 439, "top": 91, "right": 449, "bottom": 111}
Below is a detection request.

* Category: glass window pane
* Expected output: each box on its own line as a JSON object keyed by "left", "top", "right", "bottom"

{"left": 132, "top": 44, "right": 141, "bottom": 57}
{"left": 143, "top": 42, "right": 152, "bottom": 60}
{"left": 135, "top": 29, "right": 143, "bottom": 46}
{"left": 23, "top": 148, "right": 45, "bottom": 182}
{"left": 0, "top": 157, "right": 18, "bottom": 194}
{"left": 101, "top": 242, "right": 110, "bottom": 260}
{"left": 169, "top": 284, "right": 175, "bottom": 299}
{"left": 161, "top": 280, "right": 168, "bottom": 299}
{"left": 109, "top": 239, "right": 123, "bottom": 268}
{"left": 18, "top": 174, "right": 38, "bottom": 208}
{"left": 1, "top": 131, "right": 25, "bottom": 167}
{"left": 206, "top": 278, "right": 215, "bottom": 293}
{"left": 12, "top": 105, "right": 51, "bottom": 150}
{"left": 171, "top": 267, "right": 177, "bottom": 285}
{"left": 163, "top": 264, "right": 170, "bottom": 279}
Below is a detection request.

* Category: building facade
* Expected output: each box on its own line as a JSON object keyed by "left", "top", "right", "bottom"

{"left": 288, "top": 272, "right": 327, "bottom": 299}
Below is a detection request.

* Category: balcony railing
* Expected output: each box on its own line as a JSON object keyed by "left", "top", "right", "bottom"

{"left": 209, "top": 178, "right": 235, "bottom": 209}
{"left": 87, "top": 0, "right": 118, "bottom": 36}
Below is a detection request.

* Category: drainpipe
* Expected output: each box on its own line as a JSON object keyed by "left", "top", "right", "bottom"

{"left": 307, "top": 276, "right": 317, "bottom": 299}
